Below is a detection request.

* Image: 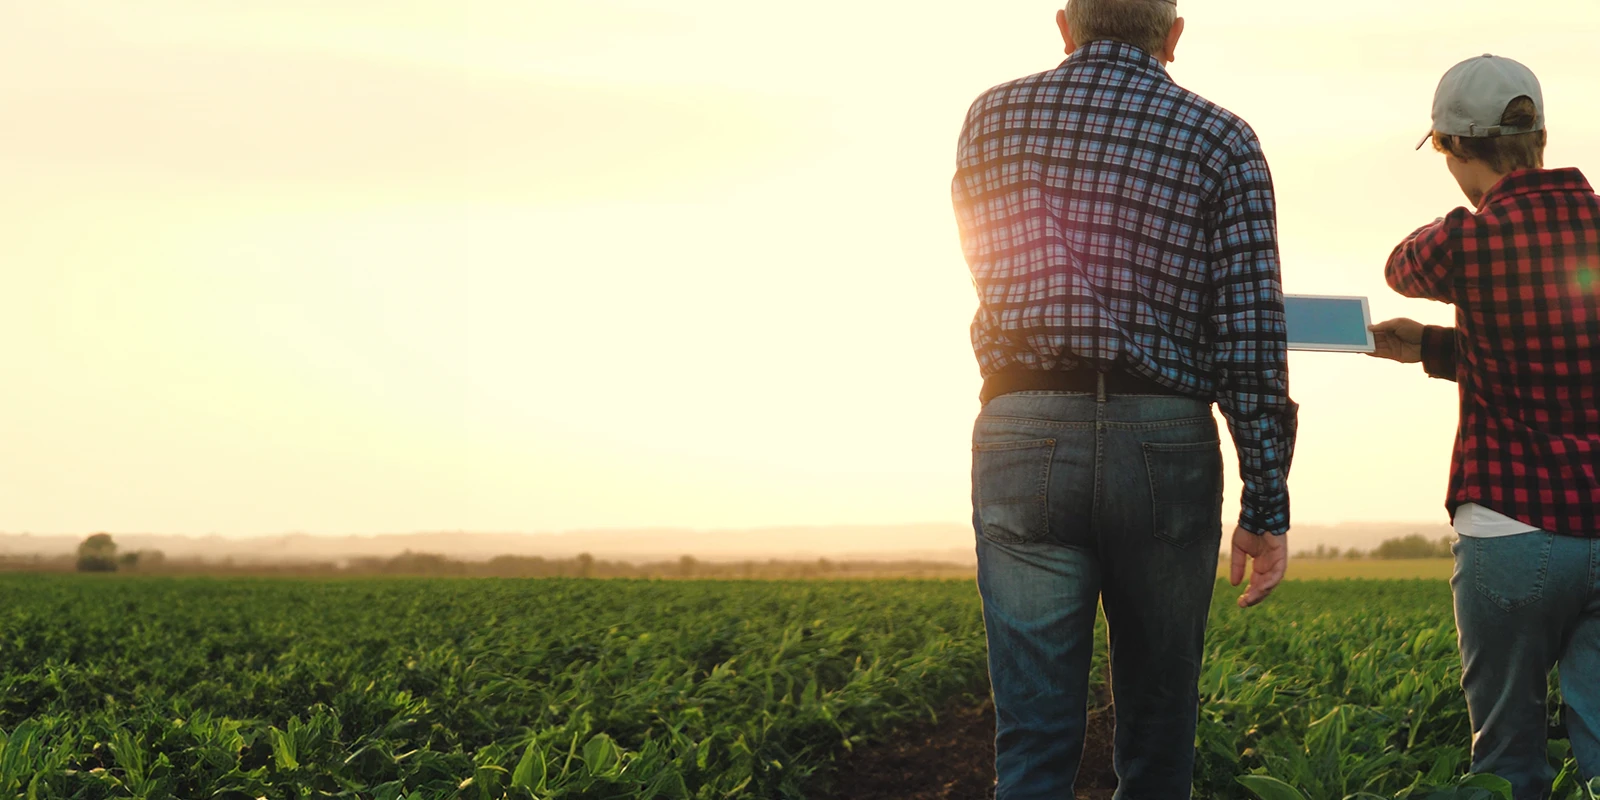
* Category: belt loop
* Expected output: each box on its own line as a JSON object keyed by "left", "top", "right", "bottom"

{"left": 1096, "top": 371, "right": 1107, "bottom": 402}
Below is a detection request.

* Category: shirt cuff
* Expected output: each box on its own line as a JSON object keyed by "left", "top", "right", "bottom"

{"left": 1420, "top": 325, "right": 1457, "bottom": 380}
{"left": 1239, "top": 500, "right": 1290, "bottom": 537}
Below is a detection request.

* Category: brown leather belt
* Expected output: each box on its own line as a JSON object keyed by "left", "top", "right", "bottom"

{"left": 980, "top": 368, "right": 1188, "bottom": 404}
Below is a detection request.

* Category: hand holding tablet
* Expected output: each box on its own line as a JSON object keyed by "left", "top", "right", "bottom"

{"left": 1284, "top": 295, "right": 1375, "bottom": 353}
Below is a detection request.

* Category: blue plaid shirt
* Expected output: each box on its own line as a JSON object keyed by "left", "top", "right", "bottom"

{"left": 952, "top": 41, "right": 1297, "bottom": 536}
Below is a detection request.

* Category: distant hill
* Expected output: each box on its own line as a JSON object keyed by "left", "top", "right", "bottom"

{"left": 0, "top": 521, "right": 1453, "bottom": 565}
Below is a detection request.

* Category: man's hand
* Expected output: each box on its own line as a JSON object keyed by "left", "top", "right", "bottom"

{"left": 1229, "top": 526, "right": 1288, "bottom": 608}
{"left": 1368, "top": 318, "right": 1424, "bottom": 363}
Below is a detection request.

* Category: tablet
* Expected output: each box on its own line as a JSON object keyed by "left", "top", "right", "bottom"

{"left": 1284, "top": 295, "right": 1375, "bottom": 353}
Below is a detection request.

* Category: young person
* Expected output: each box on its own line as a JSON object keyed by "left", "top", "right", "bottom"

{"left": 1370, "top": 55, "right": 1600, "bottom": 799}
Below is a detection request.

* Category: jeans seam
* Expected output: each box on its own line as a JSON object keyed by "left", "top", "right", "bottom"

{"left": 974, "top": 439, "right": 1059, "bottom": 453}
{"left": 1036, "top": 440, "right": 1054, "bottom": 542}
{"left": 1091, "top": 397, "right": 1105, "bottom": 536}
{"left": 1580, "top": 537, "right": 1593, "bottom": 601}
{"left": 1103, "top": 417, "right": 1215, "bottom": 431}
{"left": 976, "top": 416, "right": 1097, "bottom": 431}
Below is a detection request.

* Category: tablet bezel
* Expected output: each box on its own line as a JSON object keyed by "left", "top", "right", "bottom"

{"left": 1284, "top": 294, "right": 1375, "bottom": 353}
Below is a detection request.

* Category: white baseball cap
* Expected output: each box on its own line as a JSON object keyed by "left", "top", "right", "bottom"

{"left": 1415, "top": 54, "right": 1544, "bottom": 150}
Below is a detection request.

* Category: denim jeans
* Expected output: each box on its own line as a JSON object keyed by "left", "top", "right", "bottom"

{"left": 972, "top": 389, "right": 1224, "bottom": 800}
{"left": 1453, "top": 532, "right": 1600, "bottom": 800}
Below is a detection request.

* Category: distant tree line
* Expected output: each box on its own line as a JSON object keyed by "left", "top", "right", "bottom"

{"left": 1297, "top": 534, "right": 1456, "bottom": 560}
{"left": 5, "top": 533, "right": 971, "bottom": 580}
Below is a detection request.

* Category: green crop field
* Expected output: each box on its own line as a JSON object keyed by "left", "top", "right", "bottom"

{"left": 0, "top": 574, "right": 1592, "bottom": 800}
{"left": 0, "top": 575, "right": 987, "bottom": 799}
{"left": 1218, "top": 559, "right": 1457, "bottom": 582}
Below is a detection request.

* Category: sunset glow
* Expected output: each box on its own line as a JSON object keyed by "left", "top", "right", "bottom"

{"left": 5, "top": 0, "right": 1598, "bottom": 536}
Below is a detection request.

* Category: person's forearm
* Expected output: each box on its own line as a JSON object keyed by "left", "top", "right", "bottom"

{"left": 1385, "top": 215, "right": 1463, "bottom": 304}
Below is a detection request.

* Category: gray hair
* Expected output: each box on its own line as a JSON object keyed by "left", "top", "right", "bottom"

{"left": 1065, "top": 0, "right": 1178, "bottom": 58}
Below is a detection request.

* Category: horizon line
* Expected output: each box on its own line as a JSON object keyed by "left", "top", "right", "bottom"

{"left": 0, "top": 519, "right": 1456, "bottom": 539}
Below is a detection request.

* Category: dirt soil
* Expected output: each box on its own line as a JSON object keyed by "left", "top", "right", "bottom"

{"left": 822, "top": 698, "right": 1117, "bottom": 800}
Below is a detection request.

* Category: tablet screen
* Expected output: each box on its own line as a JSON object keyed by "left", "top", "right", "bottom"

{"left": 1284, "top": 295, "right": 1373, "bottom": 352}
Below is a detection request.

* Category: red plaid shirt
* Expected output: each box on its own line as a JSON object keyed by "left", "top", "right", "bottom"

{"left": 1388, "top": 168, "right": 1600, "bottom": 537}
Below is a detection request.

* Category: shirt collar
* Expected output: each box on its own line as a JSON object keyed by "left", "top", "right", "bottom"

{"left": 1480, "top": 168, "right": 1594, "bottom": 209}
{"left": 1064, "top": 40, "right": 1169, "bottom": 77}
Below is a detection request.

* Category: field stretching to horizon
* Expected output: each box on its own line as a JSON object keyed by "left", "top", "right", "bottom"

{"left": 0, "top": 573, "right": 1590, "bottom": 800}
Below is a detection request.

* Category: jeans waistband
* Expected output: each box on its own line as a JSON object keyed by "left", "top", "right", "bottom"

{"left": 980, "top": 368, "right": 1188, "bottom": 404}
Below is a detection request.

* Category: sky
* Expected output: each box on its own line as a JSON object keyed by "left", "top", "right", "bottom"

{"left": 3, "top": 1, "right": 1598, "bottom": 537}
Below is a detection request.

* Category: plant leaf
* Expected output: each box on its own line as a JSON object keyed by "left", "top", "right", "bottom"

{"left": 1459, "top": 773, "right": 1515, "bottom": 799}
{"left": 511, "top": 741, "right": 545, "bottom": 790}
{"left": 1238, "top": 775, "right": 1311, "bottom": 800}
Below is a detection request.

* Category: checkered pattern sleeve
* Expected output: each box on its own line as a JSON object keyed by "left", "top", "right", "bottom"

{"left": 1208, "top": 140, "right": 1297, "bottom": 536}
{"left": 1386, "top": 213, "right": 1468, "bottom": 304}
{"left": 952, "top": 101, "right": 1016, "bottom": 372}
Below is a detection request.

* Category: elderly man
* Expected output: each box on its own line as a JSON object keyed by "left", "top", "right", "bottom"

{"left": 951, "top": 1, "right": 1297, "bottom": 796}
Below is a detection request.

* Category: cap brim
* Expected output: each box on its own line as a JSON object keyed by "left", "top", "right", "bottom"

{"left": 1415, "top": 131, "right": 1433, "bottom": 150}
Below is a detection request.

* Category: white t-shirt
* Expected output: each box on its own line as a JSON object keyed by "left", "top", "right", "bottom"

{"left": 1454, "top": 502, "right": 1541, "bottom": 538}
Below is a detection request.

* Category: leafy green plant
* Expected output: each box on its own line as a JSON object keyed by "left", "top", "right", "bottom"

{"left": 0, "top": 573, "right": 1583, "bottom": 799}
{"left": 0, "top": 575, "right": 988, "bottom": 798}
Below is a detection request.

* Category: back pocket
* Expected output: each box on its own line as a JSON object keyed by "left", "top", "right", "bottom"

{"left": 1472, "top": 533, "right": 1552, "bottom": 612}
{"left": 1142, "top": 440, "right": 1223, "bottom": 548}
{"left": 972, "top": 438, "right": 1056, "bottom": 544}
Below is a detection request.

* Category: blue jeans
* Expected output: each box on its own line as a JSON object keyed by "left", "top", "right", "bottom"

{"left": 972, "top": 389, "right": 1224, "bottom": 800}
{"left": 1453, "top": 532, "right": 1600, "bottom": 799}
